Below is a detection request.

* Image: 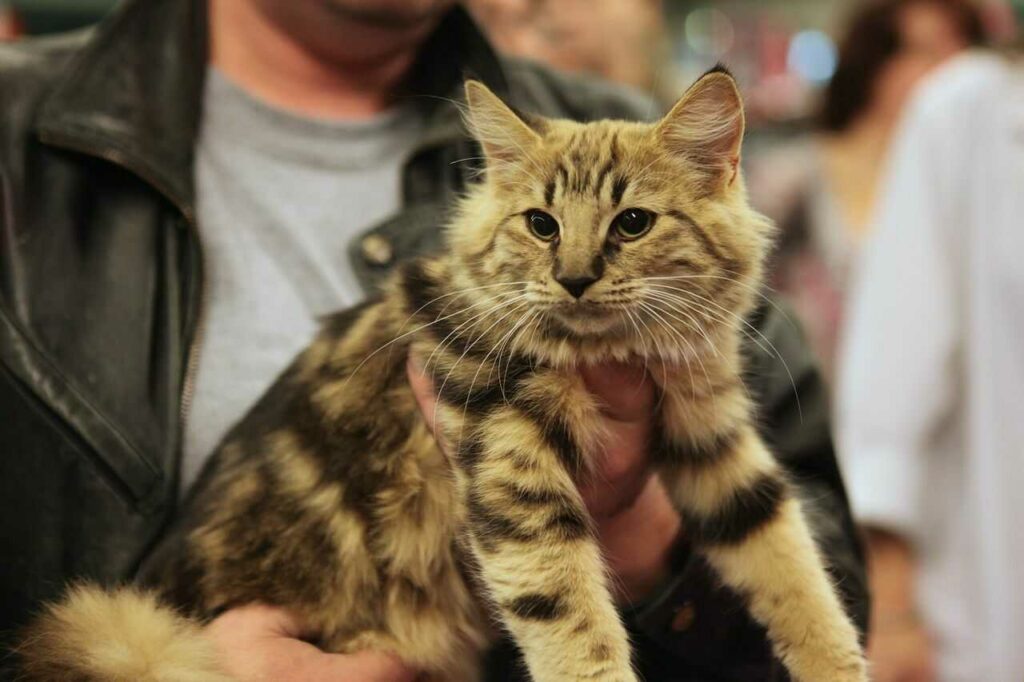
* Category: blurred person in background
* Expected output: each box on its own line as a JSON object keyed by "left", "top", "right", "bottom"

{"left": 839, "top": 50, "right": 1024, "bottom": 681}
{"left": 750, "top": 0, "right": 983, "bottom": 383}
{"left": 0, "top": 0, "right": 24, "bottom": 40}
{"left": 0, "top": 0, "right": 868, "bottom": 680}
{"left": 469, "top": 0, "right": 669, "bottom": 95}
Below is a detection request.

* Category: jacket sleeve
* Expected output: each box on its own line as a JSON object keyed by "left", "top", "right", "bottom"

{"left": 623, "top": 300, "right": 869, "bottom": 679}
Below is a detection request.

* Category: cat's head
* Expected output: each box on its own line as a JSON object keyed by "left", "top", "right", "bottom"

{"left": 445, "top": 68, "right": 774, "bottom": 365}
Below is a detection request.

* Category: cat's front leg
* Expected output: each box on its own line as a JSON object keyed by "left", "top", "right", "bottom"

{"left": 457, "top": 406, "right": 638, "bottom": 682}
{"left": 655, "top": 382, "right": 867, "bottom": 682}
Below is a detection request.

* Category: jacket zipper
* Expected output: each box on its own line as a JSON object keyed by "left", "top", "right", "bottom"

{"left": 177, "top": 233, "right": 207, "bottom": 431}
{"left": 37, "top": 131, "right": 208, "bottom": 448}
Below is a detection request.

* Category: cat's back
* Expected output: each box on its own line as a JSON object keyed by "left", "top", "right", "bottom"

{"left": 147, "top": 290, "right": 459, "bottom": 623}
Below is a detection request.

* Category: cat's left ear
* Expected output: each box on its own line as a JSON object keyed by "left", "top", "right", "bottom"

{"left": 464, "top": 80, "right": 542, "bottom": 164}
{"left": 655, "top": 66, "right": 745, "bottom": 193}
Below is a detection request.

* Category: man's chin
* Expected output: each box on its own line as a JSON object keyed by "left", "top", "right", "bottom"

{"left": 323, "top": 0, "right": 454, "bottom": 30}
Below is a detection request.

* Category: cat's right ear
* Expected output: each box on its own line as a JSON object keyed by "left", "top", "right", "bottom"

{"left": 464, "top": 80, "right": 542, "bottom": 165}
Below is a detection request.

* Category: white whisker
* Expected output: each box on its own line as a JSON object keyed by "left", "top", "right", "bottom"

{"left": 637, "top": 300, "right": 714, "bottom": 408}
{"left": 641, "top": 284, "right": 800, "bottom": 420}
{"left": 444, "top": 300, "right": 533, "bottom": 449}
{"left": 638, "top": 274, "right": 796, "bottom": 328}
{"left": 423, "top": 292, "right": 532, "bottom": 374}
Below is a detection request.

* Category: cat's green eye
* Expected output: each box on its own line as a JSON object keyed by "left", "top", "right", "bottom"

{"left": 525, "top": 210, "right": 559, "bottom": 241}
{"left": 613, "top": 208, "right": 654, "bottom": 240}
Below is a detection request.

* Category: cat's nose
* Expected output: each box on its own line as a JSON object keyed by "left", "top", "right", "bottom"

{"left": 556, "top": 274, "right": 599, "bottom": 299}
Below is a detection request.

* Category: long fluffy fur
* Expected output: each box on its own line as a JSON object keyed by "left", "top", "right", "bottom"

{"left": 18, "top": 585, "right": 230, "bottom": 681}
{"left": 18, "top": 74, "right": 866, "bottom": 682}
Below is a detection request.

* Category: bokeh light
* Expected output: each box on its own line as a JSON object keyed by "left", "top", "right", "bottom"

{"left": 684, "top": 8, "right": 735, "bottom": 58}
{"left": 786, "top": 29, "right": 838, "bottom": 84}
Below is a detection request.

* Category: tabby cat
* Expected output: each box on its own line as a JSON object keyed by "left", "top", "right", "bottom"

{"left": 20, "top": 69, "right": 867, "bottom": 682}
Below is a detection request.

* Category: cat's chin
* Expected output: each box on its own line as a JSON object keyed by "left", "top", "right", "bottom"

{"left": 546, "top": 305, "right": 625, "bottom": 337}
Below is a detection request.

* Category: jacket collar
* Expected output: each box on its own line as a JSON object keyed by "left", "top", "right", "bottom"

{"left": 34, "top": 0, "right": 506, "bottom": 220}
{"left": 403, "top": 6, "right": 509, "bottom": 148}
{"left": 35, "top": 0, "right": 207, "bottom": 220}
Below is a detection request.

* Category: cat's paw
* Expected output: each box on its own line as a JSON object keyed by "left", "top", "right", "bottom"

{"left": 561, "top": 666, "right": 638, "bottom": 682}
{"left": 810, "top": 657, "right": 868, "bottom": 682}
{"left": 786, "top": 646, "right": 867, "bottom": 682}
{"left": 587, "top": 671, "right": 641, "bottom": 682}
{"left": 831, "top": 670, "right": 869, "bottom": 682}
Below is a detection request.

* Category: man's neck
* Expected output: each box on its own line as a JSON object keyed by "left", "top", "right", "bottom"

{"left": 208, "top": 0, "right": 439, "bottom": 119}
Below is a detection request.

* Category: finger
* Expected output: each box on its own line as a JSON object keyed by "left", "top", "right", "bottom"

{"left": 260, "top": 630, "right": 418, "bottom": 682}
{"left": 278, "top": 643, "right": 418, "bottom": 682}
{"left": 581, "top": 363, "right": 653, "bottom": 478}
{"left": 207, "top": 606, "right": 420, "bottom": 682}
{"left": 406, "top": 353, "right": 438, "bottom": 434}
{"left": 596, "top": 419, "right": 652, "bottom": 478}
{"left": 318, "top": 649, "right": 419, "bottom": 682}
{"left": 579, "top": 362, "right": 654, "bottom": 422}
{"left": 576, "top": 364, "right": 655, "bottom": 518}
{"left": 208, "top": 603, "right": 305, "bottom": 639}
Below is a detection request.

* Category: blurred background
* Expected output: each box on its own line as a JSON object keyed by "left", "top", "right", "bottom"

{"left": 3, "top": 0, "right": 1017, "bottom": 153}
{"left": 4, "top": 0, "right": 1020, "bottom": 115}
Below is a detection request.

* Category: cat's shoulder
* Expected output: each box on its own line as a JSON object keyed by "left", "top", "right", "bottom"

{"left": 500, "top": 56, "right": 658, "bottom": 124}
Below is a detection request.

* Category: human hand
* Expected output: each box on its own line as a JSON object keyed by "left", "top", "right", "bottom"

{"left": 865, "top": 529, "right": 937, "bottom": 682}
{"left": 868, "top": 619, "right": 937, "bottom": 682}
{"left": 573, "top": 363, "right": 656, "bottom": 519}
{"left": 206, "top": 604, "right": 418, "bottom": 682}
{"left": 406, "top": 356, "right": 681, "bottom": 603}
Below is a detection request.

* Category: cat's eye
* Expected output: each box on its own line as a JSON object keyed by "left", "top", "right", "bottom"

{"left": 613, "top": 208, "right": 654, "bottom": 240}
{"left": 525, "top": 210, "right": 559, "bottom": 241}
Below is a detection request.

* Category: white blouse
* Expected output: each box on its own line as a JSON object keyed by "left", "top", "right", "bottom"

{"left": 838, "top": 53, "right": 1024, "bottom": 682}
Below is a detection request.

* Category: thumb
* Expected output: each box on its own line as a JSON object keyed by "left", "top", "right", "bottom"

{"left": 579, "top": 362, "right": 654, "bottom": 422}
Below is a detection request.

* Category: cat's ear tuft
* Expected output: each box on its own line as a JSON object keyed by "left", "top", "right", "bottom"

{"left": 464, "top": 80, "right": 542, "bottom": 164}
{"left": 655, "top": 68, "right": 745, "bottom": 193}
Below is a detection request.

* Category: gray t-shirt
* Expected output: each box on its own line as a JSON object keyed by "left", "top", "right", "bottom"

{"left": 183, "top": 69, "right": 422, "bottom": 490}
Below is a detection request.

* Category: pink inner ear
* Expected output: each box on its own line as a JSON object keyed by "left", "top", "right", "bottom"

{"left": 661, "top": 74, "right": 744, "bottom": 155}
{"left": 465, "top": 84, "right": 542, "bottom": 166}
{"left": 657, "top": 74, "right": 745, "bottom": 192}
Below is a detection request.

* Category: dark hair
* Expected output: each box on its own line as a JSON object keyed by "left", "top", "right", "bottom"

{"left": 820, "top": 0, "right": 985, "bottom": 132}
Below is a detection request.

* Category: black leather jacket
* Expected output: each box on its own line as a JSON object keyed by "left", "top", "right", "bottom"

{"left": 0, "top": 1, "right": 867, "bottom": 678}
